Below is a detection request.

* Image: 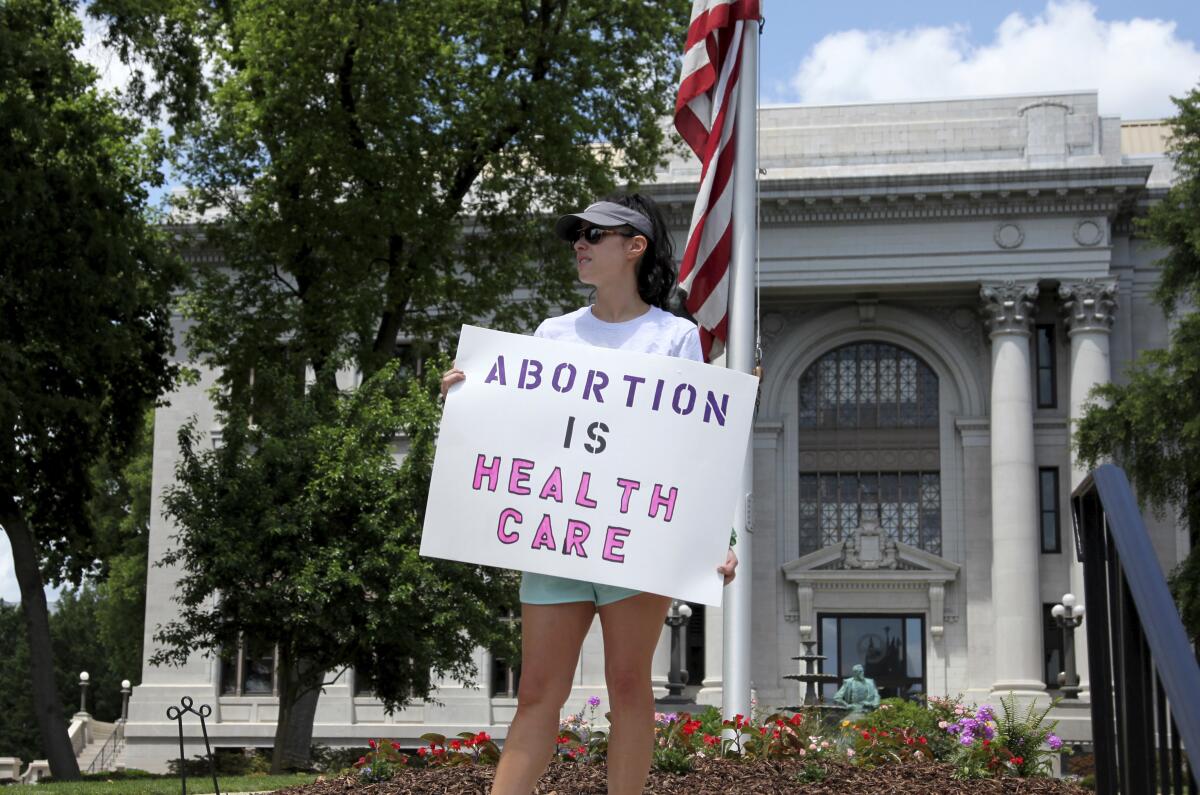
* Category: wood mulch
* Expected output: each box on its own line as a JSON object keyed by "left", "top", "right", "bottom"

{"left": 275, "top": 759, "right": 1090, "bottom": 794}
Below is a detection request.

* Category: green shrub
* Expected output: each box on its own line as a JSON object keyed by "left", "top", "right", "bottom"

{"left": 651, "top": 745, "right": 694, "bottom": 774}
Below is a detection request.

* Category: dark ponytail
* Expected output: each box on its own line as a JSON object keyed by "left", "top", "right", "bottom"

{"left": 603, "top": 192, "right": 677, "bottom": 310}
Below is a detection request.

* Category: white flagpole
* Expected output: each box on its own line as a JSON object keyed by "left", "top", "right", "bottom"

{"left": 722, "top": 10, "right": 758, "bottom": 724}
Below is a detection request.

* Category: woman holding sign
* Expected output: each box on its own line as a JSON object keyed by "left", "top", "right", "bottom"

{"left": 441, "top": 194, "right": 738, "bottom": 795}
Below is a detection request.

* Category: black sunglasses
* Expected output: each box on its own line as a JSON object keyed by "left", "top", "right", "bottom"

{"left": 571, "top": 227, "right": 637, "bottom": 245}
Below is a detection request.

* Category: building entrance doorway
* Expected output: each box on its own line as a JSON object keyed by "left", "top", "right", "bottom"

{"left": 818, "top": 614, "right": 925, "bottom": 700}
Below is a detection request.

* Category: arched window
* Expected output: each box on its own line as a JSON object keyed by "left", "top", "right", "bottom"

{"left": 798, "top": 342, "right": 942, "bottom": 555}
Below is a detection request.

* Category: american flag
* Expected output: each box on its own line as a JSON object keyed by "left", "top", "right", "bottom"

{"left": 675, "top": 0, "right": 761, "bottom": 362}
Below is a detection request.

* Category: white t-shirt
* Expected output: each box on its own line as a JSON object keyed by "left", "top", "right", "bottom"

{"left": 534, "top": 305, "right": 704, "bottom": 362}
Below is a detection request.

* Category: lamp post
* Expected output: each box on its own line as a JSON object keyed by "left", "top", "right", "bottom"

{"left": 78, "top": 671, "right": 90, "bottom": 716}
{"left": 662, "top": 600, "right": 693, "bottom": 703}
{"left": 120, "top": 679, "right": 132, "bottom": 723}
{"left": 1051, "top": 593, "right": 1086, "bottom": 699}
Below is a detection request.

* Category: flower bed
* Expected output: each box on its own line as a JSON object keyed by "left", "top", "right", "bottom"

{"left": 278, "top": 694, "right": 1089, "bottom": 794}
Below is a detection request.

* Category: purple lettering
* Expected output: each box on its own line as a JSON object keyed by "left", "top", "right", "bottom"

{"left": 575, "top": 471, "right": 598, "bottom": 508}
{"left": 562, "top": 519, "right": 591, "bottom": 558}
{"left": 552, "top": 362, "right": 577, "bottom": 393}
{"left": 672, "top": 383, "right": 697, "bottom": 415}
{"left": 473, "top": 455, "right": 501, "bottom": 491}
{"left": 539, "top": 467, "right": 564, "bottom": 502}
{"left": 484, "top": 356, "right": 506, "bottom": 385}
{"left": 651, "top": 378, "right": 666, "bottom": 411}
{"left": 519, "top": 358, "right": 542, "bottom": 389}
{"left": 531, "top": 514, "right": 556, "bottom": 551}
{"left": 582, "top": 369, "right": 608, "bottom": 403}
{"left": 508, "top": 458, "right": 534, "bottom": 495}
{"left": 615, "top": 477, "right": 641, "bottom": 514}
{"left": 623, "top": 374, "right": 646, "bottom": 407}
{"left": 602, "top": 526, "right": 631, "bottom": 563}
{"left": 648, "top": 484, "right": 678, "bottom": 522}
{"left": 703, "top": 391, "right": 729, "bottom": 426}
{"left": 496, "top": 508, "right": 522, "bottom": 544}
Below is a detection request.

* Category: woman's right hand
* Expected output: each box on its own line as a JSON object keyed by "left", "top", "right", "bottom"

{"left": 440, "top": 365, "right": 465, "bottom": 399}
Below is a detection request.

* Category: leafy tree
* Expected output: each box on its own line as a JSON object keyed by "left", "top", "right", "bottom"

{"left": 0, "top": 601, "right": 40, "bottom": 764}
{"left": 87, "top": 413, "right": 156, "bottom": 685}
{"left": 91, "top": 0, "right": 688, "bottom": 772}
{"left": 1075, "top": 85, "right": 1200, "bottom": 641}
{"left": 0, "top": 0, "right": 182, "bottom": 779}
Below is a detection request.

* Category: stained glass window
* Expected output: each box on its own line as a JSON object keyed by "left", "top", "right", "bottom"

{"left": 798, "top": 342, "right": 942, "bottom": 555}
{"left": 798, "top": 472, "right": 941, "bottom": 555}
{"left": 798, "top": 342, "right": 938, "bottom": 429}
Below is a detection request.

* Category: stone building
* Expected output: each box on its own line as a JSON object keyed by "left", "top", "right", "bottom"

{"left": 124, "top": 90, "right": 1183, "bottom": 770}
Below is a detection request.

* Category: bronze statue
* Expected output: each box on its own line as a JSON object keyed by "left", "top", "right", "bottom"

{"left": 833, "top": 664, "right": 880, "bottom": 715}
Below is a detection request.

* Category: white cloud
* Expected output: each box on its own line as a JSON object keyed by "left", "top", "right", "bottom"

{"left": 0, "top": 534, "right": 18, "bottom": 603}
{"left": 0, "top": 533, "right": 63, "bottom": 606}
{"left": 789, "top": 0, "right": 1200, "bottom": 119}
{"left": 74, "top": 10, "right": 136, "bottom": 98}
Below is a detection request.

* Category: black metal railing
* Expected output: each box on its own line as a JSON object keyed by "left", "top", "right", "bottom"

{"left": 1072, "top": 464, "right": 1200, "bottom": 794}
{"left": 85, "top": 722, "right": 125, "bottom": 774}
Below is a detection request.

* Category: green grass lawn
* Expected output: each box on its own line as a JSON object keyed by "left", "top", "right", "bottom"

{"left": 0, "top": 773, "right": 317, "bottom": 794}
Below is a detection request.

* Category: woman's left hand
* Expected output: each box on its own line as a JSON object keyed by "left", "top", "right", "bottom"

{"left": 717, "top": 548, "right": 739, "bottom": 585}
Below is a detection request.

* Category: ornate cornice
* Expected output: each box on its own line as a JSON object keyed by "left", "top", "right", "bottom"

{"left": 651, "top": 165, "right": 1152, "bottom": 227}
{"left": 1059, "top": 279, "right": 1118, "bottom": 335}
{"left": 980, "top": 281, "right": 1039, "bottom": 337}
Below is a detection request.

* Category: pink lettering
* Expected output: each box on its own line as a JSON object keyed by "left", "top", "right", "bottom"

{"left": 473, "top": 454, "right": 501, "bottom": 491}
{"left": 575, "top": 471, "right": 598, "bottom": 508}
{"left": 562, "top": 519, "right": 591, "bottom": 558}
{"left": 616, "top": 478, "right": 641, "bottom": 514}
{"left": 539, "top": 467, "right": 564, "bottom": 502}
{"left": 508, "top": 458, "right": 534, "bottom": 495}
{"left": 602, "top": 526, "right": 631, "bottom": 563}
{"left": 648, "top": 484, "right": 677, "bottom": 522}
{"left": 530, "top": 514, "right": 556, "bottom": 551}
{"left": 496, "top": 508, "right": 522, "bottom": 544}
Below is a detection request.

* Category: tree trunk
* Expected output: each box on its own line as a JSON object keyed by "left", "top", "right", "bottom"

{"left": 270, "top": 653, "right": 322, "bottom": 773}
{"left": 1, "top": 503, "right": 82, "bottom": 781}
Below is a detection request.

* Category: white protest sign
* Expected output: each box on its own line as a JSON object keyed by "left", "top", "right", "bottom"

{"left": 420, "top": 325, "right": 758, "bottom": 605}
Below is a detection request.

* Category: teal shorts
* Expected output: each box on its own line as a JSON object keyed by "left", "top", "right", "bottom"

{"left": 520, "top": 572, "right": 641, "bottom": 607}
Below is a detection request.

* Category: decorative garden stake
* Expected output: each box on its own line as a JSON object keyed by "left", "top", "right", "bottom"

{"left": 166, "top": 696, "right": 220, "bottom": 795}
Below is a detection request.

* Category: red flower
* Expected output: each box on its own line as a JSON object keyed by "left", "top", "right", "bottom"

{"left": 432, "top": 747, "right": 445, "bottom": 757}
{"left": 759, "top": 726, "right": 768, "bottom": 735}
{"left": 355, "top": 756, "right": 366, "bottom": 767}
{"left": 905, "top": 737, "right": 915, "bottom": 745}
{"left": 862, "top": 731, "right": 871, "bottom": 740}
{"left": 417, "top": 748, "right": 427, "bottom": 757}
{"left": 1013, "top": 756, "right": 1024, "bottom": 765}
{"left": 703, "top": 734, "right": 719, "bottom": 746}
{"left": 368, "top": 739, "right": 376, "bottom": 749}
{"left": 789, "top": 714, "right": 802, "bottom": 726}
{"left": 772, "top": 730, "right": 781, "bottom": 739}
{"left": 476, "top": 731, "right": 491, "bottom": 743}
{"left": 983, "top": 739, "right": 990, "bottom": 747}
{"left": 775, "top": 718, "right": 785, "bottom": 727}
{"left": 919, "top": 737, "right": 927, "bottom": 745}
{"left": 391, "top": 741, "right": 401, "bottom": 751}
{"left": 449, "top": 740, "right": 462, "bottom": 751}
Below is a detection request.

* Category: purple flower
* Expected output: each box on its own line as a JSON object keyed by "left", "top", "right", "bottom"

{"left": 975, "top": 705, "right": 995, "bottom": 722}
{"left": 1047, "top": 734, "right": 1063, "bottom": 751}
{"left": 959, "top": 732, "right": 975, "bottom": 746}
{"left": 587, "top": 696, "right": 601, "bottom": 708}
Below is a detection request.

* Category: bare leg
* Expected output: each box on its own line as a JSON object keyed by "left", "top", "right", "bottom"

{"left": 598, "top": 592, "right": 672, "bottom": 795}
{"left": 490, "top": 601, "right": 595, "bottom": 795}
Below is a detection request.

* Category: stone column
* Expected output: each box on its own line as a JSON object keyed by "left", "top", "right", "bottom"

{"left": 1059, "top": 279, "right": 1118, "bottom": 697}
{"left": 980, "top": 282, "right": 1046, "bottom": 697}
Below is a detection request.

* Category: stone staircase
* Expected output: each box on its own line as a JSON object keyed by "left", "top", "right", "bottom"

{"left": 10, "top": 715, "right": 126, "bottom": 783}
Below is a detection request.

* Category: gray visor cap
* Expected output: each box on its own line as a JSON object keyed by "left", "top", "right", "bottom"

{"left": 554, "top": 201, "right": 655, "bottom": 242}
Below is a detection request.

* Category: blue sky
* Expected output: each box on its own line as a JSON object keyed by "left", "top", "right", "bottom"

{"left": 3, "top": 0, "right": 1198, "bottom": 605}
{"left": 758, "top": 0, "right": 1199, "bottom": 117}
